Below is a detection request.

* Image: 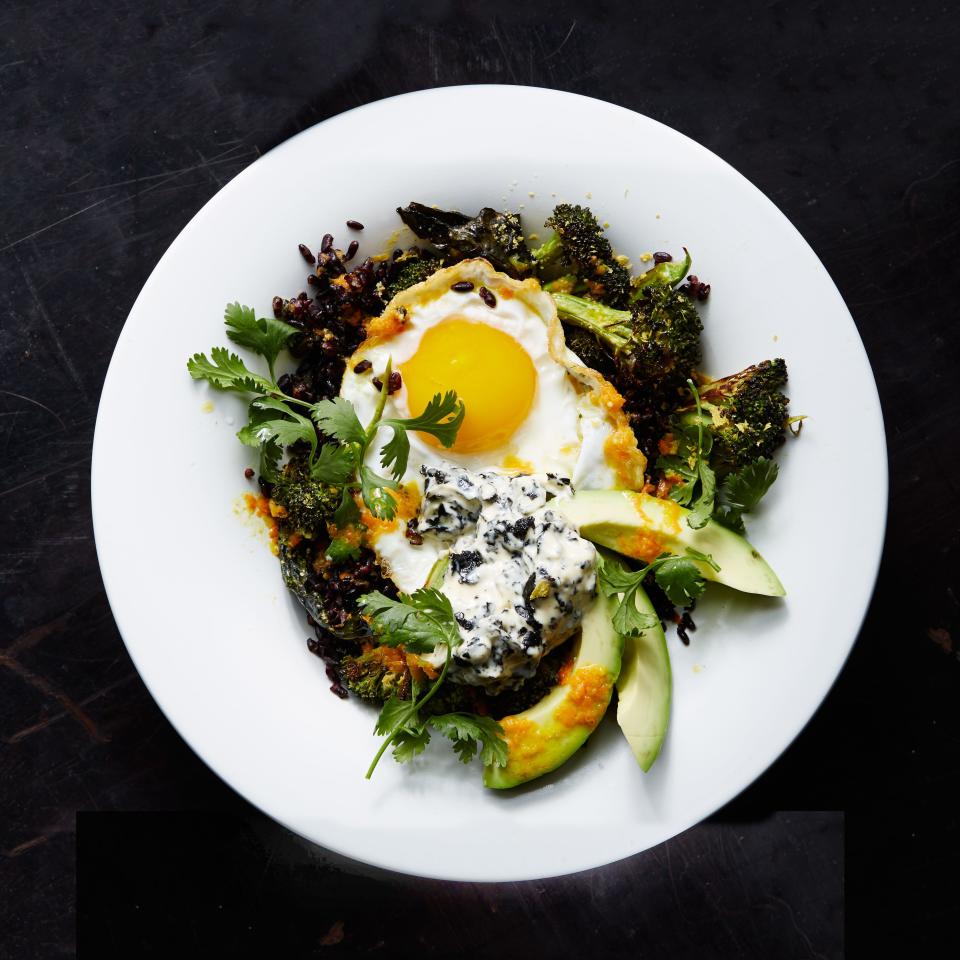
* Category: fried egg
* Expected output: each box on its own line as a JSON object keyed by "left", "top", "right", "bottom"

{"left": 338, "top": 259, "right": 645, "bottom": 592}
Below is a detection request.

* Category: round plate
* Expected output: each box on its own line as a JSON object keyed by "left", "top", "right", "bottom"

{"left": 92, "top": 85, "right": 886, "bottom": 881}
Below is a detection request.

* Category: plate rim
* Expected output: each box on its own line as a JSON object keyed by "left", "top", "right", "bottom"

{"left": 91, "top": 83, "right": 888, "bottom": 881}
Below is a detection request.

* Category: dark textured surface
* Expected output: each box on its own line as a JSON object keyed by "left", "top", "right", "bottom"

{"left": 2, "top": 1, "right": 958, "bottom": 956}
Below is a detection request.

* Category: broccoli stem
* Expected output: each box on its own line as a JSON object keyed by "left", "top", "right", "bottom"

{"left": 630, "top": 248, "right": 692, "bottom": 301}
{"left": 531, "top": 232, "right": 562, "bottom": 263}
{"left": 551, "top": 293, "right": 633, "bottom": 350}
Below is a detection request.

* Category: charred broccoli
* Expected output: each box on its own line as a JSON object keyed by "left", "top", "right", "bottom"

{"left": 270, "top": 454, "right": 339, "bottom": 536}
{"left": 384, "top": 250, "right": 441, "bottom": 300}
{"left": 340, "top": 645, "right": 412, "bottom": 700}
{"left": 396, "top": 202, "right": 533, "bottom": 278}
{"left": 672, "top": 360, "right": 789, "bottom": 476}
{"left": 553, "top": 286, "right": 703, "bottom": 455}
{"left": 532, "top": 204, "right": 631, "bottom": 307}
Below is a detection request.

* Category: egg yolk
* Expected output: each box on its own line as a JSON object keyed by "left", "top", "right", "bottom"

{"left": 400, "top": 317, "right": 536, "bottom": 453}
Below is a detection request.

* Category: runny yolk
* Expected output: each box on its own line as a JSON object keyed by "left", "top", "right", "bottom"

{"left": 400, "top": 317, "right": 537, "bottom": 453}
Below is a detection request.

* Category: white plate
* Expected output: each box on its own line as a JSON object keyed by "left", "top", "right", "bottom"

{"left": 92, "top": 86, "right": 886, "bottom": 881}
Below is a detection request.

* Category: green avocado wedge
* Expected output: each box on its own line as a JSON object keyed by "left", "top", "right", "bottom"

{"left": 483, "top": 591, "right": 624, "bottom": 790}
{"left": 554, "top": 490, "right": 785, "bottom": 598}
{"left": 601, "top": 551, "right": 672, "bottom": 772}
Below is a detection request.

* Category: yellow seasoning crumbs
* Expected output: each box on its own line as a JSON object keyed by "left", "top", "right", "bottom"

{"left": 241, "top": 493, "right": 279, "bottom": 554}
{"left": 201, "top": 400, "right": 214, "bottom": 413}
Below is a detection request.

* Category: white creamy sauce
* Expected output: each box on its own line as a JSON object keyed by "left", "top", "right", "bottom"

{"left": 418, "top": 465, "right": 597, "bottom": 691}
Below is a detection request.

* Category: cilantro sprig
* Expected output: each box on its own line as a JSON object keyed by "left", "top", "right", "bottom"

{"left": 713, "top": 457, "right": 779, "bottom": 535}
{"left": 311, "top": 358, "right": 466, "bottom": 521}
{"left": 656, "top": 379, "right": 717, "bottom": 529}
{"left": 357, "top": 588, "right": 508, "bottom": 777}
{"left": 656, "top": 381, "right": 781, "bottom": 534}
{"left": 597, "top": 548, "right": 720, "bottom": 635}
{"left": 223, "top": 301, "right": 298, "bottom": 381}
{"left": 188, "top": 308, "right": 465, "bottom": 519}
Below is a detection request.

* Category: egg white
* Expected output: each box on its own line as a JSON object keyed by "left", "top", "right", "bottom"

{"left": 339, "top": 259, "right": 644, "bottom": 592}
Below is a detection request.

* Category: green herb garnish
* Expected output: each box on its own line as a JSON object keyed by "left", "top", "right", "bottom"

{"left": 655, "top": 379, "right": 717, "bottom": 529}
{"left": 357, "top": 588, "right": 508, "bottom": 777}
{"left": 188, "top": 306, "right": 465, "bottom": 519}
{"left": 713, "top": 457, "right": 779, "bottom": 535}
{"left": 597, "top": 548, "right": 720, "bottom": 633}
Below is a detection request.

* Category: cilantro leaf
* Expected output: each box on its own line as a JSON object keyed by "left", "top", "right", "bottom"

{"left": 311, "top": 397, "right": 367, "bottom": 446}
{"left": 187, "top": 347, "right": 275, "bottom": 394}
{"left": 391, "top": 726, "right": 432, "bottom": 762}
{"left": 333, "top": 486, "right": 360, "bottom": 529}
{"left": 427, "top": 713, "right": 509, "bottom": 767}
{"left": 223, "top": 302, "right": 297, "bottom": 376}
{"left": 714, "top": 457, "right": 779, "bottom": 534}
{"left": 235, "top": 401, "right": 285, "bottom": 481}
{"left": 257, "top": 436, "right": 283, "bottom": 482}
{"left": 374, "top": 695, "right": 422, "bottom": 738}
{"left": 359, "top": 465, "right": 400, "bottom": 520}
{"left": 378, "top": 426, "right": 410, "bottom": 483}
{"left": 310, "top": 443, "right": 356, "bottom": 485}
{"left": 357, "top": 587, "right": 459, "bottom": 654}
{"left": 238, "top": 396, "right": 317, "bottom": 450}
{"left": 364, "top": 627, "right": 457, "bottom": 779}
{"left": 237, "top": 398, "right": 316, "bottom": 483}
{"left": 720, "top": 458, "right": 778, "bottom": 512}
{"left": 596, "top": 554, "right": 661, "bottom": 636}
{"left": 325, "top": 536, "right": 360, "bottom": 565}
{"left": 378, "top": 391, "right": 466, "bottom": 481}
{"left": 686, "top": 458, "right": 716, "bottom": 530}
{"left": 653, "top": 556, "right": 708, "bottom": 607}
{"left": 384, "top": 391, "right": 466, "bottom": 447}
{"left": 657, "top": 382, "right": 719, "bottom": 528}
{"left": 598, "top": 549, "right": 716, "bottom": 626}
{"left": 611, "top": 596, "right": 661, "bottom": 637}
{"left": 712, "top": 506, "right": 746, "bottom": 535}
{"left": 372, "top": 695, "right": 430, "bottom": 763}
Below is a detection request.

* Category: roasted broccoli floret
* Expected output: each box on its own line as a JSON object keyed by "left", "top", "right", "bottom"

{"left": 397, "top": 202, "right": 533, "bottom": 277}
{"left": 340, "top": 646, "right": 412, "bottom": 700}
{"left": 553, "top": 286, "right": 703, "bottom": 455}
{"left": 384, "top": 251, "right": 440, "bottom": 299}
{"left": 270, "top": 454, "right": 339, "bottom": 536}
{"left": 532, "top": 204, "right": 631, "bottom": 307}
{"left": 672, "top": 360, "right": 789, "bottom": 476}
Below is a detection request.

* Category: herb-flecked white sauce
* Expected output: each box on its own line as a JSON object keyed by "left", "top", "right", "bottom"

{"left": 418, "top": 464, "right": 597, "bottom": 691}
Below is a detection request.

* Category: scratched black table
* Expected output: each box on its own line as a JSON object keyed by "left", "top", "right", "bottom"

{"left": 2, "top": 3, "right": 958, "bottom": 957}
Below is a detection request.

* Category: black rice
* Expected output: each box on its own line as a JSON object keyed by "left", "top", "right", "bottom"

{"left": 478, "top": 286, "right": 496, "bottom": 308}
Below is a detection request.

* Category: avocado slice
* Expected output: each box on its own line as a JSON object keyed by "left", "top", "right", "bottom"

{"left": 602, "top": 551, "right": 671, "bottom": 772}
{"left": 554, "top": 490, "right": 785, "bottom": 597}
{"left": 483, "top": 591, "right": 624, "bottom": 790}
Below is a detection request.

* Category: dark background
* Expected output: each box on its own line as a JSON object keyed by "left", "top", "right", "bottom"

{"left": 2, "top": 1, "right": 958, "bottom": 956}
